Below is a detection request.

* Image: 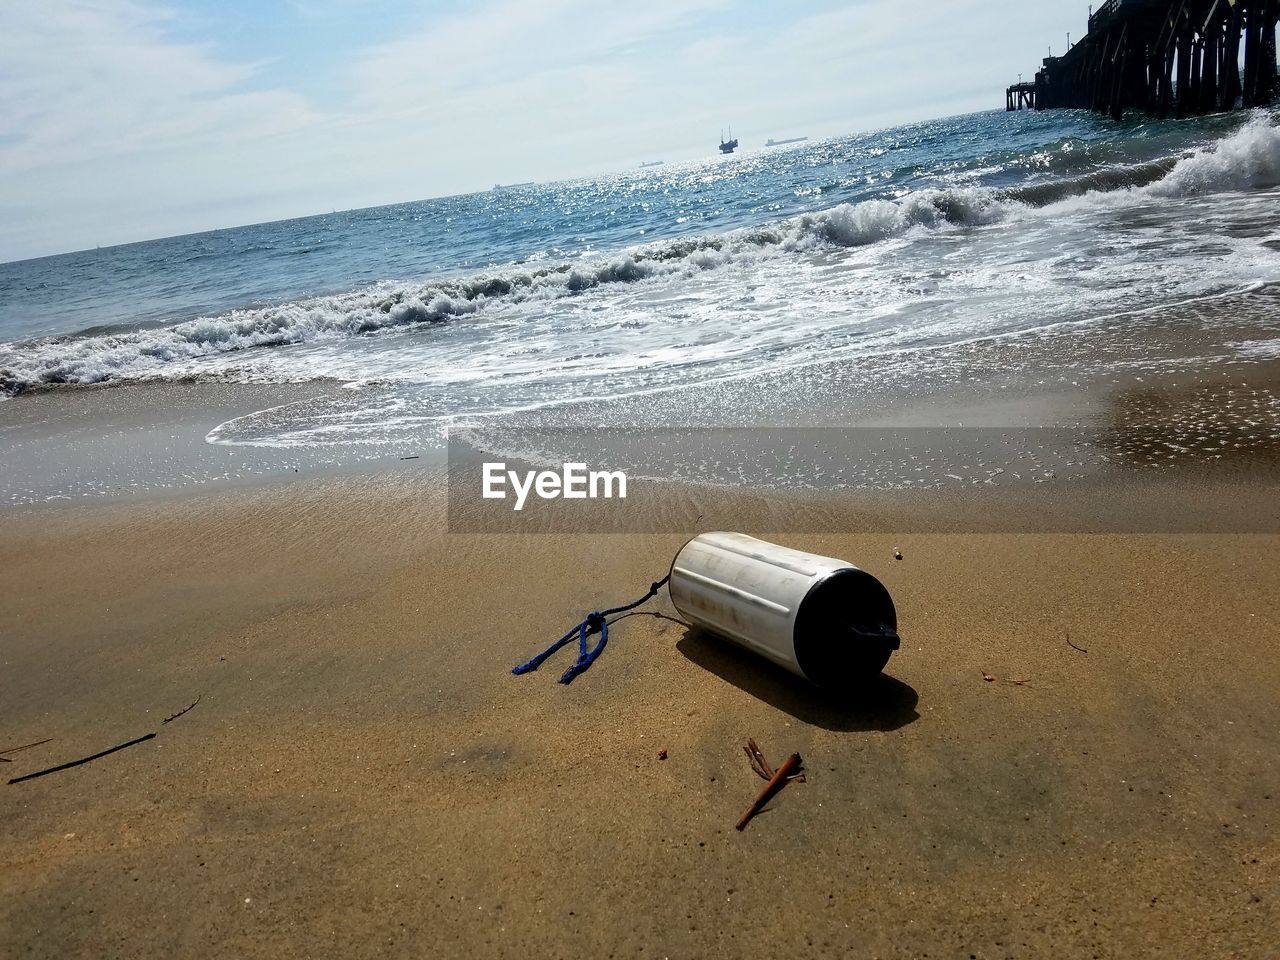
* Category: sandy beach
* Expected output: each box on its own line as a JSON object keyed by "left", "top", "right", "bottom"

{"left": 1, "top": 449, "right": 1277, "bottom": 958}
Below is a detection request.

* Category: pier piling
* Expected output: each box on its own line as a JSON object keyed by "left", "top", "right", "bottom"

{"left": 1008, "top": 0, "right": 1278, "bottom": 118}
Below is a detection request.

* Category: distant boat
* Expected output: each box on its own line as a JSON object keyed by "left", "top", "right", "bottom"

{"left": 719, "top": 126, "right": 739, "bottom": 155}
{"left": 493, "top": 181, "right": 535, "bottom": 191}
{"left": 639, "top": 161, "right": 665, "bottom": 168}
{"left": 765, "top": 136, "right": 808, "bottom": 147}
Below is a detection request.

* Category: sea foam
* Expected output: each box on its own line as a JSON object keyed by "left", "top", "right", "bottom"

{"left": 1147, "top": 113, "right": 1280, "bottom": 197}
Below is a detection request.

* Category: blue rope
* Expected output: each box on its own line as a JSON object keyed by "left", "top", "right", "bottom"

{"left": 512, "top": 575, "right": 671, "bottom": 684}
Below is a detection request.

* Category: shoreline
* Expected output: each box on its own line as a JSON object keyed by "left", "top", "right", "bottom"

{"left": 4, "top": 294, "right": 1280, "bottom": 511}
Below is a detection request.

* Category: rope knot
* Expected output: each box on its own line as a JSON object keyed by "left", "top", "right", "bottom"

{"left": 511, "top": 574, "right": 671, "bottom": 685}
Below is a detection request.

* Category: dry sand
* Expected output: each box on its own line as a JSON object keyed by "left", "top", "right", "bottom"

{"left": 1, "top": 468, "right": 1278, "bottom": 959}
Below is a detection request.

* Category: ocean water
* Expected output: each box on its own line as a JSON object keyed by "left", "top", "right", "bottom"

{"left": 2, "top": 108, "right": 1280, "bottom": 460}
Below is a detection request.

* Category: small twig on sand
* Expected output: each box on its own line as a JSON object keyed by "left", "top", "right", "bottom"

{"left": 743, "top": 739, "right": 772, "bottom": 780}
{"left": 0, "top": 738, "right": 53, "bottom": 762}
{"left": 162, "top": 696, "right": 202, "bottom": 725}
{"left": 984, "top": 674, "right": 1031, "bottom": 686}
{"left": 1065, "top": 632, "right": 1088, "bottom": 654}
{"left": 743, "top": 738, "right": 805, "bottom": 784}
{"left": 8, "top": 733, "right": 156, "bottom": 786}
{"left": 399, "top": 455, "right": 420, "bottom": 461}
{"left": 736, "top": 752, "right": 804, "bottom": 832}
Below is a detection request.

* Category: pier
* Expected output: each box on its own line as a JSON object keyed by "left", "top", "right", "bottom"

{"left": 1007, "top": 0, "right": 1278, "bottom": 119}
{"left": 1006, "top": 82, "right": 1037, "bottom": 110}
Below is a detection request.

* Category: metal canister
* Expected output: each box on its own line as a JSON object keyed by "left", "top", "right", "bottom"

{"left": 669, "top": 532, "right": 899, "bottom": 687}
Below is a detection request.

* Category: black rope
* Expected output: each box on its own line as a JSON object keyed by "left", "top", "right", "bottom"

{"left": 8, "top": 733, "right": 156, "bottom": 785}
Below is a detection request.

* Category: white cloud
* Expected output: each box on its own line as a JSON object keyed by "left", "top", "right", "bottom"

{"left": 345, "top": 0, "right": 731, "bottom": 118}
{"left": 0, "top": 0, "right": 320, "bottom": 174}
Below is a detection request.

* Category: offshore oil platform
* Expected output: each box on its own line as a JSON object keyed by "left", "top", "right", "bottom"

{"left": 1007, "top": 0, "right": 1278, "bottom": 119}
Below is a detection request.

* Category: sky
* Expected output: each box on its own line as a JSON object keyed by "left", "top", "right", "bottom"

{"left": 0, "top": 0, "right": 1089, "bottom": 263}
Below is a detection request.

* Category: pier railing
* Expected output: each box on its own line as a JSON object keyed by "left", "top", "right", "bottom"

{"left": 1088, "top": 0, "right": 1123, "bottom": 33}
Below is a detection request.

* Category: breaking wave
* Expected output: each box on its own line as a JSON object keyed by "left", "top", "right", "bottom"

{"left": 2, "top": 113, "right": 1277, "bottom": 395}
{"left": 1147, "top": 113, "right": 1280, "bottom": 197}
{"left": 1004, "top": 157, "right": 1178, "bottom": 206}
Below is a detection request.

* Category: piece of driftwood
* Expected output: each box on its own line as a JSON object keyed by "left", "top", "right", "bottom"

{"left": 1065, "top": 632, "right": 1088, "bottom": 654}
{"left": 7, "top": 733, "right": 156, "bottom": 785}
{"left": 736, "top": 752, "right": 804, "bottom": 831}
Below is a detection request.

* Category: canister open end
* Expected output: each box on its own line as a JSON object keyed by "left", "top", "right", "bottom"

{"left": 794, "top": 568, "right": 899, "bottom": 688}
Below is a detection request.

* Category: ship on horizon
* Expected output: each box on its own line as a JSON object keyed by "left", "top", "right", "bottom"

{"left": 639, "top": 161, "right": 665, "bottom": 168}
{"left": 492, "top": 181, "right": 535, "bottom": 191}
{"left": 718, "top": 126, "right": 739, "bottom": 155}
{"left": 765, "top": 136, "right": 808, "bottom": 147}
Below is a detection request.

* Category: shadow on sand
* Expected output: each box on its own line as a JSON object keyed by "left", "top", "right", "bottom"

{"left": 675, "top": 627, "right": 919, "bottom": 733}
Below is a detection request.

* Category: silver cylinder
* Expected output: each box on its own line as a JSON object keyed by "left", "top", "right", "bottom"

{"left": 669, "top": 532, "right": 899, "bottom": 687}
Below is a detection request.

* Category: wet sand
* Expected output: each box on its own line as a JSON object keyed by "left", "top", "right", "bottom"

{"left": 1, "top": 464, "right": 1278, "bottom": 958}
